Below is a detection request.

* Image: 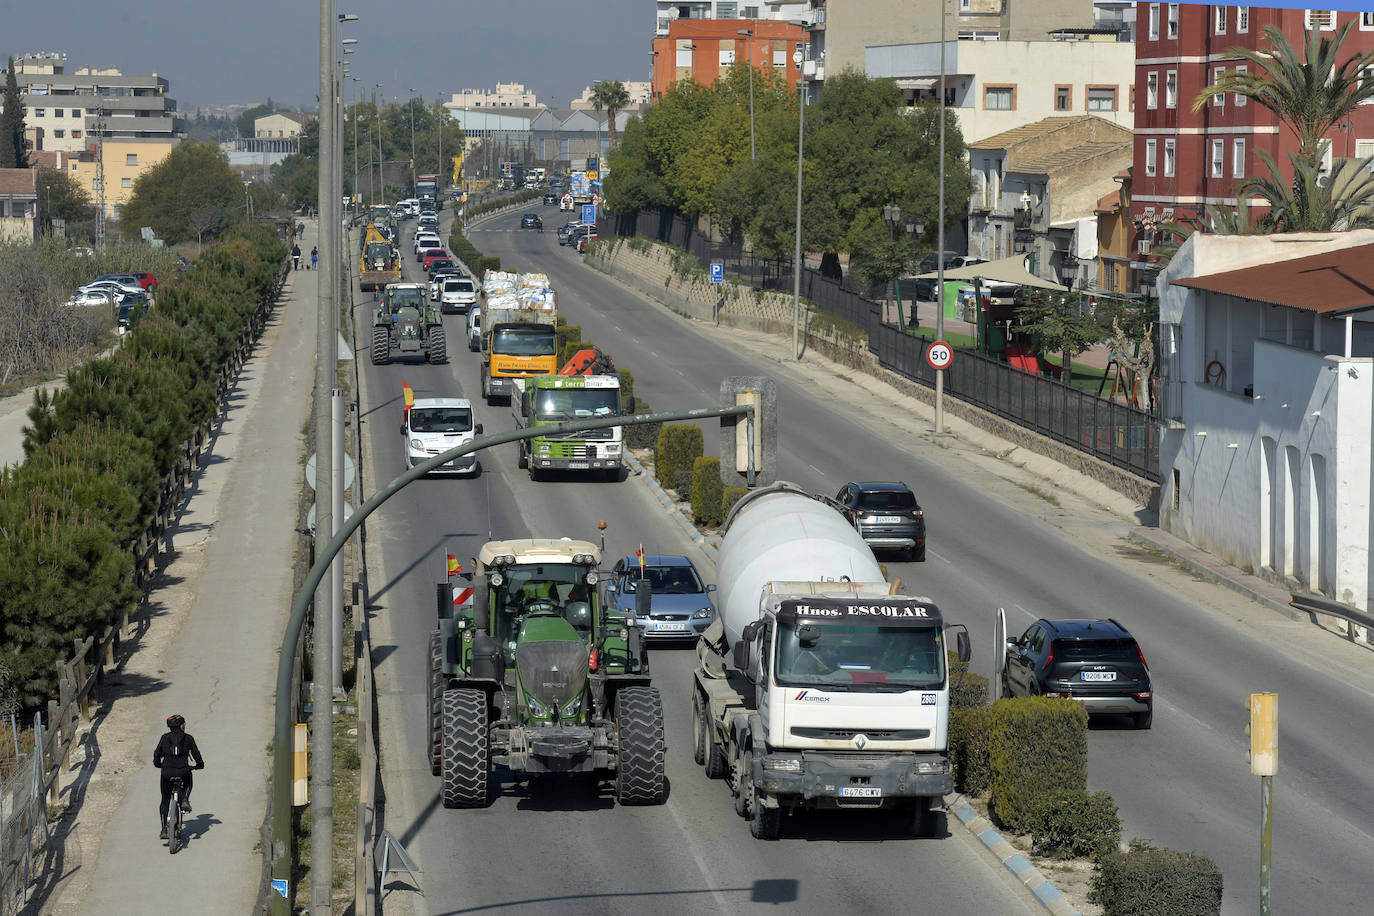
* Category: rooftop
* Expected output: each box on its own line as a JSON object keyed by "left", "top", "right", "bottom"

{"left": 1174, "top": 241, "right": 1374, "bottom": 315}
{"left": 969, "top": 116, "right": 1108, "bottom": 151}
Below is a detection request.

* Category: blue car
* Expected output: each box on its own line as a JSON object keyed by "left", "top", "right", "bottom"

{"left": 606, "top": 554, "right": 716, "bottom": 640}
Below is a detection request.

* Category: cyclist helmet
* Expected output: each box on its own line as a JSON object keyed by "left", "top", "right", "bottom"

{"left": 166, "top": 714, "right": 186, "bottom": 730}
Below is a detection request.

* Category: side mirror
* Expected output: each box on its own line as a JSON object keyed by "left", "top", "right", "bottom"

{"left": 623, "top": 395, "right": 636, "bottom": 414}
{"left": 400, "top": 423, "right": 407, "bottom": 436}
{"left": 956, "top": 630, "right": 971, "bottom": 664}
{"left": 706, "top": 583, "right": 717, "bottom": 592}
{"left": 741, "top": 620, "right": 762, "bottom": 642}
{"left": 474, "top": 423, "right": 484, "bottom": 435}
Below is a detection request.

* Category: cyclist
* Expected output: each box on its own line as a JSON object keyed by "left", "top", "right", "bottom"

{"left": 154, "top": 714, "right": 205, "bottom": 838}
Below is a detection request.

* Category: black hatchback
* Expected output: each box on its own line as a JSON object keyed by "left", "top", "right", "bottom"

{"left": 832, "top": 481, "right": 926, "bottom": 561}
{"left": 520, "top": 213, "right": 541, "bottom": 229}
{"left": 1002, "top": 618, "right": 1153, "bottom": 729}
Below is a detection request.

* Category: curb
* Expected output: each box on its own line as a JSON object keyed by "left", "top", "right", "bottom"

{"left": 1125, "top": 527, "right": 1304, "bottom": 623}
{"left": 948, "top": 798, "right": 1084, "bottom": 916}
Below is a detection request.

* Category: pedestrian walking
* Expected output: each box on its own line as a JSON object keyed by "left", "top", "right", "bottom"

{"left": 292, "top": 243, "right": 301, "bottom": 271}
{"left": 311, "top": 247, "right": 318, "bottom": 271}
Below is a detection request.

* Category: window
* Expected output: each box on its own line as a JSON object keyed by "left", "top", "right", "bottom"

{"left": 1363, "top": 12, "right": 1374, "bottom": 30}
{"left": 121, "top": 177, "right": 132, "bottom": 188}
{"left": 1213, "top": 68, "right": 1225, "bottom": 107}
{"left": 126, "top": 153, "right": 138, "bottom": 165}
{"left": 1087, "top": 86, "right": 1118, "bottom": 111}
{"left": 1148, "top": 3, "right": 1160, "bottom": 39}
{"left": 1215, "top": 6, "right": 1226, "bottom": 32}
{"left": 1166, "top": 70, "right": 1178, "bottom": 108}
{"left": 1211, "top": 139, "right": 1224, "bottom": 177}
{"left": 1238, "top": 6, "right": 1250, "bottom": 32}
{"left": 1164, "top": 138, "right": 1176, "bottom": 176}
{"left": 1055, "top": 85, "right": 1071, "bottom": 111}
{"left": 1145, "top": 139, "right": 1157, "bottom": 177}
{"left": 960, "top": 0, "right": 971, "bottom": 9}
{"left": 1361, "top": 66, "right": 1374, "bottom": 104}
{"left": 1167, "top": 4, "right": 1179, "bottom": 38}
{"left": 1233, "top": 139, "right": 1246, "bottom": 178}
{"left": 675, "top": 41, "right": 693, "bottom": 67}
{"left": 92, "top": 178, "right": 102, "bottom": 190}
{"left": 719, "top": 40, "right": 736, "bottom": 67}
{"left": 71, "top": 130, "right": 82, "bottom": 139}
{"left": 70, "top": 108, "right": 81, "bottom": 117}
{"left": 1235, "top": 65, "right": 1248, "bottom": 105}
{"left": 1305, "top": 10, "right": 1335, "bottom": 31}
{"left": 1147, "top": 72, "right": 1159, "bottom": 109}
{"left": 53, "top": 129, "right": 65, "bottom": 138}
{"left": 33, "top": 107, "right": 46, "bottom": 117}
{"left": 54, "top": 108, "right": 64, "bottom": 118}
{"left": 717, "top": 1, "right": 737, "bottom": 15}
{"left": 984, "top": 85, "right": 1015, "bottom": 110}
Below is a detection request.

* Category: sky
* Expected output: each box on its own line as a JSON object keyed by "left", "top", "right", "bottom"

{"left": 6, "top": 0, "right": 656, "bottom": 112}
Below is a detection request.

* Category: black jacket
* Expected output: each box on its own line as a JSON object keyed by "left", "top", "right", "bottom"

{"left": 153, "top": 729, "right": 204, "bottom": 774}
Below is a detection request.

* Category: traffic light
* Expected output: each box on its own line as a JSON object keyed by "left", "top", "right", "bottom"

{"left": 1246, "top": 692, "right": 1277, "bottom": 776}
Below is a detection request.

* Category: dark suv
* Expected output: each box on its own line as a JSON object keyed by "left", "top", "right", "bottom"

{"left": 1002, "top": 618, "right": 1152, "bottom": 729}
{"left": 832, "top": 481, "right": 926, "bottom": 561}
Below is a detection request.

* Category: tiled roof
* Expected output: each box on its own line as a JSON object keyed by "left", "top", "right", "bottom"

{"left": 0, "top": 168, "right": 37, "bottom": 196}
{"left": 1174, "top": 242, "right": 1374, "bottom": 315}
{"left": 968, "top": 116, "right": 1096, "bottom": 150}
{"left": 1016, "top": 140, "right": 1130, "bottom": 174}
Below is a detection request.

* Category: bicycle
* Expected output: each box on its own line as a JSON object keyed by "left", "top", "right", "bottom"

{"left": 166, "top": 776, "right": 187, "bottom": 853}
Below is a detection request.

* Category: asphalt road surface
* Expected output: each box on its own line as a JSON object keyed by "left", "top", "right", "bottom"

{"left": 362, "top": 205, "right": 1374, "bottom": 915}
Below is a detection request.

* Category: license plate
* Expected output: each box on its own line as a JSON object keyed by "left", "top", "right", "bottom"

{"left": 841, "top": 787, "right": 882, "bottom": 798}
{"left": 653, "top": 622, "right": 687, "bottom": 632}
{"left": 1081, "top": 671, "right": 1117, "bottom": 681}
{"left": 568, "top": 461, "right": 589, "bottom": 469}
{"left": 872, "top": 516, "right": 903, "bottom": 523}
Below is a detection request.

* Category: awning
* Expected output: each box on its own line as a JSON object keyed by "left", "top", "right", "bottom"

{"left": 1173, "top": 242, "right": 1374, "bottom": 315}
{"left": 913, "top": 254, "right": 1069, "bottom": 292}
{"left": 895, "top": 78, "right": 937, "bottom": 91}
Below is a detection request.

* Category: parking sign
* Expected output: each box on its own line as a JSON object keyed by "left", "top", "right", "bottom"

{"left": 710, "top": 263, "right": 724, "bottom": 283}
{"left": 581, "top": 204, "right": 597, "bottom": 226}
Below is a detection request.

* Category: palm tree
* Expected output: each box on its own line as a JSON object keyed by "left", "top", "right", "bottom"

{"left": 592, "top": 80, "right": 631, "bottom": 149}
{"left": 1194, "top": 21, "right": 1374, "bottom": 169}
{"left": 1242, "top": 151, "right": 1374, "bottom": 231}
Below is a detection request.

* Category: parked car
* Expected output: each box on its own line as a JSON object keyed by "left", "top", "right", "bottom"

{"left": 566, "top": 225, "right": 595, "bottom": 249}
{"left": 1002, "top": 618, "right": 1153, "bottom": 729}
{"left": 440, "top": 277, "right": 479, "bottom": 314}
{"left": 912, "top": 254, "right": 989, "bottom": 301}
{"left": 831, "top": 481, "right": 926, "bottom": 561}
{"left": 66, "top": 289, "right": 114, "bottom": 308}
{"left": 130, "top": 272, "right": 159, "bottom": 291}
{"left": 466, "top": 307, "right": 482, "bottom": 351}
{"left": 605, "top": 554, "right": 716, "bottom": 640}
{"left": 575, "top": 230, "right": 597, "bottom": 253}
{"left": 556, "top": 222, "right": 586, "bottom": 245}
{"left": 402, "top": 397, "right": 482, "bottom": 475}
{"left": 79, "top": 278, "right": 144, "bottom": 299}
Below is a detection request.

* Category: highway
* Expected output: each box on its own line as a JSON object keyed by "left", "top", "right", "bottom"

{"left": 361, "top": 204, "right": 1374, "bottom": 914}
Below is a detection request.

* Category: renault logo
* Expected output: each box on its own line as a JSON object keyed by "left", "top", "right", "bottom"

{"left": 854, "top": 734, "right": 868, "bottom": 749}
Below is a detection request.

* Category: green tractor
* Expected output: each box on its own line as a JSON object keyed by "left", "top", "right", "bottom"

{"left": 430, "top": 538, "right": 666, "bottom": 808}
{"left": 371, "top": 282, "right": 447, "bottom": 365}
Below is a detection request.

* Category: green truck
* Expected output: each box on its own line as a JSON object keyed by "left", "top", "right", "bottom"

{"left": 510, "top": 374, "right": 626, "bottom": 481}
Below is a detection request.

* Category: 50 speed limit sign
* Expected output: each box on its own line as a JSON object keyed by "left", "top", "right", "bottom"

{"left": 926, "top": 340, "right": 953, "bottom": 370}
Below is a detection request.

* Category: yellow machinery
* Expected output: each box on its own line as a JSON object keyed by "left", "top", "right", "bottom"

{"left": 358, "top": 224, "right": 401, "bottom": 292}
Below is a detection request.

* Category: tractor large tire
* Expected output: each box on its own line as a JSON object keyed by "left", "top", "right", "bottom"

{"left": 428, "top": 631, "right": 444, "bottom": 776}
{"left": 426, "top": 325, "right": 447, "bottom": 364}
{"left": 440, "top": 688, "right": 490, "bottom": 808}
{"left": 371, "top": 325, "right": 391, "bottom": 365}
{"left": 615, "top": 687, "right": 666, "bottom": 806}
{"left": 743, "top": 747, "right": 781, "bottom": 840}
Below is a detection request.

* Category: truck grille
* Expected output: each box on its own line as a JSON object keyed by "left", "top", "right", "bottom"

{"left": 791, "top": 728, "right": 929, "bottom": 741}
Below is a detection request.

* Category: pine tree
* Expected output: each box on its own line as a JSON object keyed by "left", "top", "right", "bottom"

{"left": 0, "top": 58, "right": 29, "bottom": 168}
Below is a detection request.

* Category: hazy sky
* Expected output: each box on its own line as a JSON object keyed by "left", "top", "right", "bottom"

{"left": 7, "top": 0, "right": 656, "bottom": 111}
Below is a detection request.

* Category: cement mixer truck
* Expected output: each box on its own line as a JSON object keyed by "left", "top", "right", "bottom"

{"left": 690, "top": 483, "right": 969, "bottom": 840}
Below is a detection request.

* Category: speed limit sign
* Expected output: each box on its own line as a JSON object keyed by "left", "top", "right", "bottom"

{"left": 926, "top": 340, "right": 953, "bottom": 370}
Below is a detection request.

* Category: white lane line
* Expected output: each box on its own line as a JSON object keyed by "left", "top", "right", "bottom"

{"left": 925, "top": 547, "right": 948, "bottom": 564}
{"left": 663, "top": 796, "right": 731, "bottom": 910}
{"left": 1012, "top": 603, "right": 1038, "bottom": 620}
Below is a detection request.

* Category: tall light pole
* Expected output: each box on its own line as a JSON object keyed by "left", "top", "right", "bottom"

{"left": 352, "top": 76, "right": 360, "bottom": 215}
{"left": 408, "top": 87, "right": 417, "bottom": 192}
{"left": 737, "top": 28, "right": 755, "bottom": 160}
{"left": 935, "top": 0, "right": 948, "bottom": 434}
{"left": 792, "top": 49, "right": 806, "bottom": 361}
{"left": 375, "top": 82, "right": 384, "bottom": 204}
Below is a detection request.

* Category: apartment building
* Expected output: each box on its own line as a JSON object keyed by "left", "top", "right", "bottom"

{"left": 655, "top": 1, "right": 808, "bottom": 36}
{"left": 569, "top": 82, "right": 652, "bottom": 110}
{"left": 1131, "top": 6, "right": 1374, "bottom": 286}
{"left": 650, "top": 18, "right": 805, "bottom": 100}
{"left": 254, "top": 111, "right": 315, "bottom": 139}
{"left": 449, "top": 83, "right": 539, "bottom": 109}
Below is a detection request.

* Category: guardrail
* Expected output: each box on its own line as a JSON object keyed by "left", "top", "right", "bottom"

{"left": 1289, "top": 593, "right": 1374, "bottom": 632}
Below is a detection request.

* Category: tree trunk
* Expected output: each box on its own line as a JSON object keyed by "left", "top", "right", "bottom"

{"left": 1062, "top": 350, "right": 1073, "bottom": 384}
{"left": 607, "top": 107, "right": 619, "bottom": 148}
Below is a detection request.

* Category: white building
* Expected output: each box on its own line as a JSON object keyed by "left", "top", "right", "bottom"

{"left": 655, "top": 1, "right": 808, "bottom": 36}
{"left": 449, "top": 83, "right": 538, "bottom": 109}
{"left": 1157, "top": 230, "right": 1374, "bottom": 618}
{"left": 569, "top": 82, "right": 651, "bottom": 110}
{"left": 865, "top": 33, "right": 1135, "bottom": 144}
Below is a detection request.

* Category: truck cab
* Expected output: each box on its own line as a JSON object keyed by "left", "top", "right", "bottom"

{"left": 511, "top": 375, "right": 624, "bottom": 480}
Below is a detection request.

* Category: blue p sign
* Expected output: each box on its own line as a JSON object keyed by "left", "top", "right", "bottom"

{"left": 710, "top": 263, "right": 724, "bottom": 283}
{"left": 581, "top": 204, "right": 597, "bottom": 225}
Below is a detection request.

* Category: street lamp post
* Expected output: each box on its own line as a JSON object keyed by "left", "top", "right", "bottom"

{"left": 882, "top": 203, "right": 900, "bottom": 325}
{"left": 934, "top": 0, "right": 948, "bottom": 434}
{"left": 375, "top": 82, "right": 384, "bottom": 204}
{"left": 409, "top": 87, "right": 417, "bottom": 192}
{"left": 791, "top": 50, "right": 806, "bottom": 361}
{"left": 737, "top": 28, "right": 755, "bottom": 160}
{"left": 905, "top": 215, "right": 926, "bottom": 329}
{"left": 351, "top": 77, "right": 360, "bottom": 217}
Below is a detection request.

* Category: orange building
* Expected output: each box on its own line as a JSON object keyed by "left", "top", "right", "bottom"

{"left": 651, "top": 19, "right": 805, "bottom": 101}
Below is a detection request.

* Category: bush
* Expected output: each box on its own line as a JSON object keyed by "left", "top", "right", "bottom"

{"left": 556, "top": 324, "right": 582, "bottom": 359}
{"left": 722, "top": 486, "right": 747, "bottom": 521}
{"left": 673, "top": 469, "right": 694, "bottom": 497}
{"left": 950, "top": 705, "right": 993, "bottom": 795}
{"left": 988, "top": 697, "right": 1088, "bottom": 832}
{"left": 691, "top": 457, "right": 724, "bottom": 527}
{"left": 655, "top": 424, "right": 703, "bottom": 488}
{"left": 1026, "top": 789, "right": 1121, "bottom": 860}
{"left": 625, "top": 400, "right": 661, "bottom": 450}
{"left": 477, "top": 255, "right": 502, "bottom": 273}
{"left": 947, "top": 650, "right": 989, "bottom": 709}
{"left": 1090, "top": 840, "right": 1223, "bottom": 916}
{"left": 617, "top": 369, "right": 634, "bottom": 400}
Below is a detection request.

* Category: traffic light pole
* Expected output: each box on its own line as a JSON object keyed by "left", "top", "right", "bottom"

{"left": 1260, "top": 773, "right": 1272, "bottom": 916}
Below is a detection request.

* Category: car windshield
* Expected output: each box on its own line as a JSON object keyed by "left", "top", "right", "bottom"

{"left": 409, "top": 407, "right": 472, "bottom": 433}
{"left": 623, "top": 564, "right": 703, "bottom": 594}
{"left": 365, "top": 242, "right": 391, "bottom": 259}
{"left": 533, "top": 387, "right": 618, "bottom": 421}
{"left": 1054, "top": 638, "right": 1139, "bottom": 663}
{"left": 856, "top": 490, "right": 916, "bottom": 511}
{"left": 492, "top": 327, "right": 556, "bottom": 356}
{"left": 775, "top": 623, "right": 945, "bottom": 689}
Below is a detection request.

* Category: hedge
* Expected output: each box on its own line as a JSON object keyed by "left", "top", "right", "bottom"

{"left": 617, "top": 369, "right": 634, "bottom": 400}
{"left": 988, "top": 697, "right": 1088, "bottom": 832}
{"left": 625, "top": 400, "right": 661, "bottom": 450}
{"left": 691, "top": 457, "right": 724, "bottom": 527}
{"left": 947, "top": 650, "right": 989, "bottom": 709}
{"left": 1026, "top": 789, "right": 1121, "bottom": 860}
{"left": 655, "top": 424, "right": 703, "bottom": 488}
{"left": 950, "top": 705, "right": 993, "bottom": 795}
{"left": 722, "top": 486, "right": 747, "bottom": 521}
{"left": 1090, "top": 840, "right": 1223, "bottom": 916}
{"left": 556, "top": 325, "right": 582, "bottom": 359}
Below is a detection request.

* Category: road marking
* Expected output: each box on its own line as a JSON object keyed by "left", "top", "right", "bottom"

{"left": 664, "top": 796, "right": 731, "bottom": 910}
{"left": 1012, "top": 603, "right": 1038, "bottom": 620}
{"left": 925, "top": 547, "right": 948, "bottom": 564}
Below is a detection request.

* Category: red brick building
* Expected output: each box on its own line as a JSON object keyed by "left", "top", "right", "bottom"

{"left": 1131, "top": 5, "right": 1374, "bottom": 286}
{"left": 650, "top": 19, "right": 804, "bottom": 101}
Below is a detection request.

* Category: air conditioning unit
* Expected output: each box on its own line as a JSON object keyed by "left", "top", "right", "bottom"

{"left": 1137, "top": 239, "right": 1152, "bottom": 256}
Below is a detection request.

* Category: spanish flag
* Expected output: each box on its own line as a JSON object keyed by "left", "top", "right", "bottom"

{"left": 402, "top": 380, "right": 415, "bottom": 415}
{"left": 447, "top": 553, "right": 460, "bottom": 576}
{"left": 636, "top": 544, "right": 646, "bottom": 573}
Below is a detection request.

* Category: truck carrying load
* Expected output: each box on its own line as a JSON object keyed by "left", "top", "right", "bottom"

{"left": 691, "top": 482, "right": 969, "bottom": 840}
{"left": 479, "top": 272, "right": 560, "bottom": 405}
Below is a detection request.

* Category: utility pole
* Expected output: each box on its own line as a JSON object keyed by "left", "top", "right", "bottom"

{"left": 935, "top": 0, "right": 948, "bottom": 434}
{"left": 375, "top": 83, "right": 384, "bottom": 203}
{"left": 409, "top": 87, "right": 416, "bottom": 192}
{"left": 791, "top": 52, "right": 806, "bottom": 361}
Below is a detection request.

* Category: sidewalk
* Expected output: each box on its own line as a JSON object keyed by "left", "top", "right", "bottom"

{"left": 31, "top": 224, "right": 319, "bottom": 914}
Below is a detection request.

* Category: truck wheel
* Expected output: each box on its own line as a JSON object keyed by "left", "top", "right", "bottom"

{"left": 690, "top": 692, "right": 706, "bottom": 765}
{"left": 441, "top": 688, "right": 490, "bottom": 808}
{"left": 516, "top": 442, "right": 527, "bottom": 469}
{"left": 700, "top": 694, "right": 728, "bottom": 780}
{"left": 528, "top": 461, "right": 541, "bottom": 482}
{"left": 426, "top": 325, "right": 447, "bottom": 364}
{"left": 480, "top": 368, "right": 493, "bottom": 406}
{"left": 428, "top": 631, "right": 444, "bottom": 775}
{"left": 615, "top": 686, "right": 666, "bottom": 806}
{"left": 733, "top": 748, "right": 749, "bottom": 818}
{"left": 371, "top": 325, "right": 390, "bottom": 365}
{"left": 911, "top": 797, "right": 944, "bottom": 838}
{"left": 743, "top": 748, "right": 781, "bottom": 840}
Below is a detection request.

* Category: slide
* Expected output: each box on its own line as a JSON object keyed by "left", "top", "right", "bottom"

{"left": 1005, "top": 343, "right": 1040, "bottom": 375}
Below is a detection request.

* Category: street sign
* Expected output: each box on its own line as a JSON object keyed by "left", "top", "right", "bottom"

{"left": 709, "top": 263, "right": 724, "bottom": 283}
{"left": 925, "top": 340, "right": 953, "bottom": 371}
{"left": 581, "top": 204, "right": 597, "bottom": 225}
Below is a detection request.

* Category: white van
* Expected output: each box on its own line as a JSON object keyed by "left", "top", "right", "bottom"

{"left": 403, "top": 397, "right": 482, "bottom": 475}
{"left": 466, "top": 307, "right": 482, "bottom": 352}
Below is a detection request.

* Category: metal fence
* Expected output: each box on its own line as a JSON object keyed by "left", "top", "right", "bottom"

{"left": 607, "top": 209, "right": 1160, "bottom": 481}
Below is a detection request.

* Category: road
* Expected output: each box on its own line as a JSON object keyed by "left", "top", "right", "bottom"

{"left": 359, "top": 210, "right": 1043, "bottom": 915}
